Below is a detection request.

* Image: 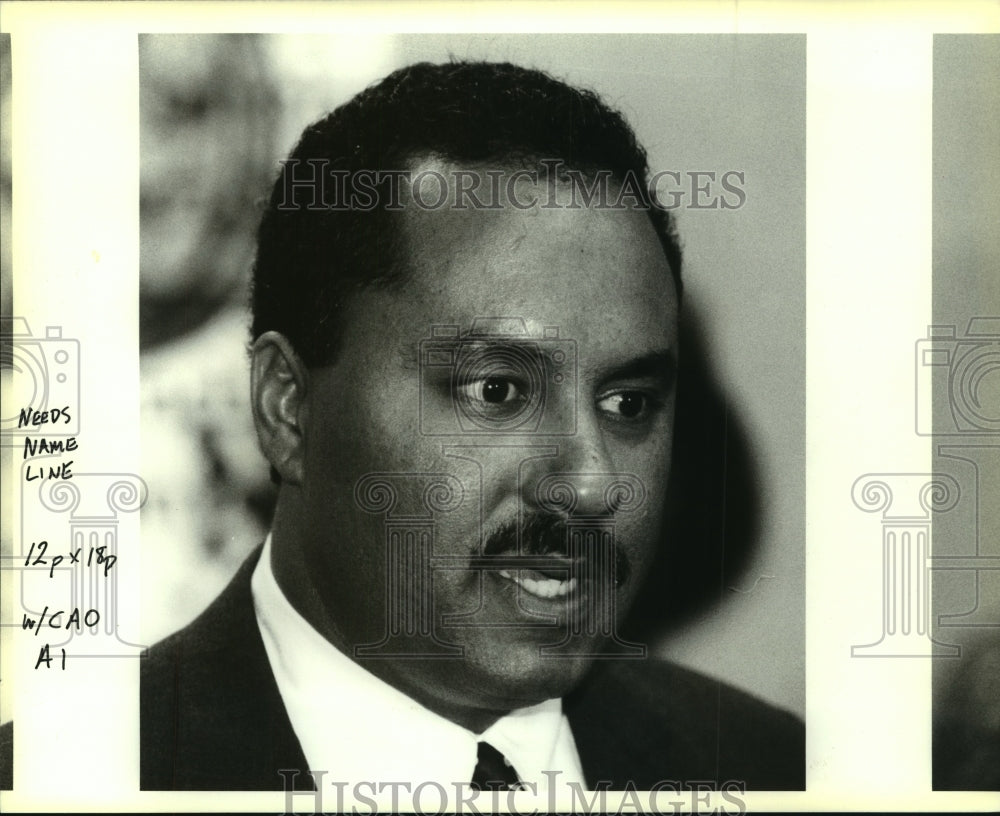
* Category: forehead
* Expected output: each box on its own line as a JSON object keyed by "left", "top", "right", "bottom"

{"left": 392, "top": 158, "right": 678, "bottom": 345}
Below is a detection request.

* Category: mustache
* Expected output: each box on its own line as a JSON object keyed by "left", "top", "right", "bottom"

{"left": 483, "top": 513, "right": 568, "bottom": 557}
{"left": 481, "top": 513, "right": 632, "bottom": 587}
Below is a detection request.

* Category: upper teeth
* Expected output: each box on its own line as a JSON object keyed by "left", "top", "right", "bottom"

{"left": 498, "top": 569, "right": 577, "bottom": 599}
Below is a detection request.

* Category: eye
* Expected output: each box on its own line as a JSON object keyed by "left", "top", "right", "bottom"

{"left": 482, "top": 377, "right": 513, "bottom": 404}
{"left": 456, "top": 376, "right": 526, "bottom": 407}
{"left": 597, "top": 391, "right": 650, "bottom": 421}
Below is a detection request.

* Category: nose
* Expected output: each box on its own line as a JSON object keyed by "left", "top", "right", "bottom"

{"left": 531, "top": 469, "right": 648, "bottom": 518}
{"left": 522, "top": 424, "right": 646, "bottom": 518}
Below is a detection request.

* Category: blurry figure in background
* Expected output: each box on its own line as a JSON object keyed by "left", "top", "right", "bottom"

{"left": 139, "top": 35, "right": 279, "bottom": 640}
{"left": 141, "top": 34, "right": 276, "bottom": 347}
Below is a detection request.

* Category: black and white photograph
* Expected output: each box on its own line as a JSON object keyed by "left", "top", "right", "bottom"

{"left": 0, "top": 3, "right": 997, "bottom": 814}
{"left": 136, "top": 33, "right": 806, "bottom": 799}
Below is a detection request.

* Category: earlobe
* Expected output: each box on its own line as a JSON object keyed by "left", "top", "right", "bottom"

{"left": 250, "top": 331, "right": 310, "bottom": 485}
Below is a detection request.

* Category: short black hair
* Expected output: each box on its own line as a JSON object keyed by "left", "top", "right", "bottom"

{"left": 251, "top": 60, "right": 683, "bottom": 365}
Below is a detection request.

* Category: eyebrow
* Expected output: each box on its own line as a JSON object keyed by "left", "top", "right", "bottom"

{"left": 449, "top": 338, "right": 552, "bottom": 370}
{"left": 594, "top": 350, "right": 677, "bottom": 388}
{"left": 400, "top": 336, "right": 550, "bottom": 370}
{"left": 401, "top": 340, "right": 678, "bottom": 387}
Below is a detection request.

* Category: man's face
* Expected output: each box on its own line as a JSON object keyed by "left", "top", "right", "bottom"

{"left": 289, "top": 160, "right": 679, "bottom": 727}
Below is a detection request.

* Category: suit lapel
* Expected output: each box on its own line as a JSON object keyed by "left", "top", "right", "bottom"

{"left": 142, "top": 546, "right": 312, "bottom": 790}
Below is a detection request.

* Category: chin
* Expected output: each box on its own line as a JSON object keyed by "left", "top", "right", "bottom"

{"left": 455, "top": 634, "right": 598, "bottom": 709}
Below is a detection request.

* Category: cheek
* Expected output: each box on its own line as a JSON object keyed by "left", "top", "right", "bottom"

{"left": 613, "top": 436, "right": 672, "bottom": 551}
{"left": 611, "top": 431, "right": 673, "bottom": 499}
{"left": 307, "top": 374, "right": 427, "bottom": 480}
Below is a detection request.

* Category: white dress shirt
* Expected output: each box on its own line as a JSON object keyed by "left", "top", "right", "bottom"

{"left": 251, "top": 536, "right": 587, "bottom": 799}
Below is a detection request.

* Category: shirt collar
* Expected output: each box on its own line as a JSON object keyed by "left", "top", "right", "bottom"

{"left": 251, "top": 535, "right": 585, "bottom": 791}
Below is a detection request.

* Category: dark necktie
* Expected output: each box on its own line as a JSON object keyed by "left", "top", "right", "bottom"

{"left": 470, "top": 741, "right": 522, "bottom": 790}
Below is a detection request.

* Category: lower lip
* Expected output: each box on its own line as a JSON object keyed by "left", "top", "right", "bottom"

{"left": 497, "top": 568, "right": 578, "bottom": 600}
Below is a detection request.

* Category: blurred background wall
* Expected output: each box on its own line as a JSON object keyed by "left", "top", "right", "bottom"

{"left": 139, "top": 34, "right": 806, "bottom": 718}
{"left": 930, "top": 34, "right": 1000, "bottom": 790}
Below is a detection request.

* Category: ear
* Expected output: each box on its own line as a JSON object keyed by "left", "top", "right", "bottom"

{"left": 250, "top": 331, "right": 310, "bottom": 485}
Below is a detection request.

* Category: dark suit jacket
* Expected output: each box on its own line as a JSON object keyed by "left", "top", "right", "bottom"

{"left": 0, "top": 720, "right": 11, "bottom": 790}
{"left": 141, "top": 548, "right": 804, "bottom": 791}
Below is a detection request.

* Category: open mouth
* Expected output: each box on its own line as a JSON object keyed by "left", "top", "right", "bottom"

{"left": 497, "top": 567, "right": 578, "bottom": 599}
{"left": 480, "top": 514, "right": 630, "bottom": 601}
